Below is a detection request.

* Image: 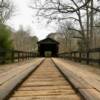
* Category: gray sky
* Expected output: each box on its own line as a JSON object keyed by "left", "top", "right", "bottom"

{"left": 7, "top": 0, "right": 57, "bottom": 40}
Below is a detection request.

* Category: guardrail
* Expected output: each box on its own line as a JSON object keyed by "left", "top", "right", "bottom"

{"left": 59, "top": 48, "right": 100, "bottom": 65}
{"left": 0, "top": 48, "right": 37, "bottom": 64}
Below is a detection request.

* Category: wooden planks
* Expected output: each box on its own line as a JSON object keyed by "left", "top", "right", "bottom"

{"left": 9, "top": 95, "right": 81, "bottom": 100}
{"left": 0, "top": 59, "right": 42, "bottom": 85}
{"left": 0, "top": 58, "right": 44, "bottom": 100}
{"left": 52, "top": 58, "right": 100, "bottom": 100}
{"left": 9, "top": 59, "right": 82, "bottom": 100}
{"left": 79, "top": 89, "right": 100, "bottom": 100}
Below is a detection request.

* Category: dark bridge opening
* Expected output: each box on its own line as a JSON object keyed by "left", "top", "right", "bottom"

{"left": 37, "top": 38, "right": 59, "bottom": 57}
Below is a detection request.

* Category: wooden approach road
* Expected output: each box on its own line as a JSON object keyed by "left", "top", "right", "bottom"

{"left": 8, "top": 59, "right": 82, "bottom": 100}
{"left": 0, "top": 58, "right": 100, "bottom": 100}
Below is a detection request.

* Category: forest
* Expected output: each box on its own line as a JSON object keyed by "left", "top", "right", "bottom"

{"left": 31, "top": 0, "right": 100, "bottom": 53}
{"left": 0, "top": 0, "right": 100, "bottom": 53}
{"left": 0, "top": 0, "right": 38, "bottom": 52}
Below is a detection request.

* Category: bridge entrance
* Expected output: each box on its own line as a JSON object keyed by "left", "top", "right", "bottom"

{"left": 37, "top": 38, "right": 59, "bottom": 57}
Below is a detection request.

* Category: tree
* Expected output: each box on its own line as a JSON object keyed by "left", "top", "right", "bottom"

{"left": 47, "top": 32, "right": 67, "bottom": 52}
{"left": 58, "top": 22, "right": 79, "bottom": 51}
{"left": 31, "top": 0, "right": 100, "bottom": 51}
{"left": 0, "top": 0, "right": 14, "bottom": 49}
{"left": 0, "top": 0, "right": 14, "bottom": 24}
{"left": 0, "top": 23, "right": 12, "bottom": 49}
{"left": 12, "top": 26, "right": 38, "bottom": 52}
{"left": 30, "top": 36, "right": 38, "bottom": 52}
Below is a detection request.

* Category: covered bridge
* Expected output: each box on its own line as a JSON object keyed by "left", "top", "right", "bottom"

{"left": 37, "top": 38, "right": 59, "bottom": 57}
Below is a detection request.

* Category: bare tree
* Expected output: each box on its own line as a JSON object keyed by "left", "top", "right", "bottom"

{"left": 0, "top": 0, "right": 14, "bottom": 24}
{"left": 12, "top": 26, "right": 38, "bottom": 52}
{"left": 31, "top": 0, "right": 100, "bottom": 50}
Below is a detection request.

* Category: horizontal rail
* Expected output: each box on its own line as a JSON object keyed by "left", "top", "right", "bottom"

{"left": 0, "top": 47, "right": 37, "bottom": 64}
{"left": 59, "top": 48, "right": 100, "bottom": 65}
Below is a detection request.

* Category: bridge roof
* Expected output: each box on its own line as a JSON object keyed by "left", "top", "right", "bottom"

{"left": 37, "top": 38, "right": 59, "bottom": 44}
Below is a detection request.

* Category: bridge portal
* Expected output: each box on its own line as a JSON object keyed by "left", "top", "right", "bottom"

{"left": 37, "top": 38, "right": 59, "bottom": 57}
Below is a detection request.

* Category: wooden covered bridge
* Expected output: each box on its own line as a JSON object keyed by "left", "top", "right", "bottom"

{"left": 37, "top": 38, "right": 59, "bottom": 57}
{"left": 0, "top": 38, "right": 100, "bottom": 100}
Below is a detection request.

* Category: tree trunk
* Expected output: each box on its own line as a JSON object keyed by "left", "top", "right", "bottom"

{"left": 90, "top": 0, "right": 94, "bottom": 48}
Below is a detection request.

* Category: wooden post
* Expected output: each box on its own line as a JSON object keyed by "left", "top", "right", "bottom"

{"left": 22, "top": 52, "right": 24, "bottom": 60}
{"left": 79, "top": 52, "right": 81, "bottom": 62}
{"left": 27, "top": 52, "right": 29, "bottom": 60}
{"left": 28, "top": 52, "right": 30, "bottom": 60}
{"left": 28, "top": 52, "right": 29, "bottom": 59}
{"left": 25, "top": 52, "right": 27, "bottom": 60}
{"left": 31, "top": 52, "right": 32, "bottom": 58}
{"left": 2, "top": 51, "right": 6, "bottom": 64}
{"left": 98, "top": 51, "right": 100, "bottom": 65}
{"left": 87, "top": 51, "right": 90, "bottom": 64}
{"left": 11, "top": 50, "right": 14, "bottom": 63}
{"left": 18, "top": 51, "right": 20, "bottom": 62}
{"left": 21, "top": 52, "right": 23, "bottom": 61}
{"left": 21, "top": 52, "right": 22, "bottom": 60}
{"left": 74, "top": 52, "right": 76, "bottom": 61}
{"left": 32, "top": 52, "right": 34, "bottom": 58}
{"left": 29, "top": 52, "right": 31, "bottom": 58}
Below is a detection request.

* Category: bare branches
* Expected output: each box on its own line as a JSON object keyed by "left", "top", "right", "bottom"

{"left": 0, "top": 0, "right": 14, "bottom": 24}
{"left": 89, "top": 6, "right": 100, "bottom": 12}
{"left": 31, "top": 0, "right": 100, "bottom": 50}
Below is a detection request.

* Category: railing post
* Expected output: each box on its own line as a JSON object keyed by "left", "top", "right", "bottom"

{"left": 99, "top": 51, "right": 100, "bottom": 65}
{"left": 2, "top": 51, "right": 6, "bottom": 64}
{"left": 72, "top": 52, "right": 74, "bottom": 60}
{"left": 29, "top": 52, "right": 30, "bottom": 59}
{"left": 32, "top": 52, "right": 34, "bottom": 58}
{"left": 30, "top": 52, "right": 31, "bottom": 58}
{"left": 27, "top": 52, "right": 29, "bottom": 60}
{"left": 74, "top": 52, "right": 76, "bottom": 61}
{"left": 79, "top": 52, "right": 81, "bottom": 62}
{"left": 31, "top": 52, "right": 32, "bottom": 58}
{"left": 23, "top": 52, "right": 25, "bottom": 60}
{"left": 87, "top": 51, "right": 90, "bottom": 64}
{"left": 18, "top": 51, "right": 20, "bottom": 62}
{"left": 28, "top": 52, "right": 30, "bottom": 59}
{"left": 21, "top": 52, "right": 22, "bottom": 60}
{"left": 26, "top": 52, "right": 28, "bottom": 59}
{"left": 22, "top": 52, "right": 24, "bottom": 60}
{"left": 24, "top": 52, "right": 26, "bottom": 60}
{"left": 70, "top": 52, "right": 72, "bottom": 60}
{"left": 11, "top": 50, "right": 14, "bottom": 63}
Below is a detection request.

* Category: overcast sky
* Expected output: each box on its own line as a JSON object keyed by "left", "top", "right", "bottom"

{"left": 7, "top": 0, "right": 57, "bottom": 40}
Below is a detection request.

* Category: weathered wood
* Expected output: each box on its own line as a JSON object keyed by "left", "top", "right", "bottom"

{"left": 9, "top": 59, "right": 81, "bottom": 100}
{"left": 9, "top": 95, "right": 81, "bottom": 100}
{"left": 52, "top": 58, "right": 100, "bottom": 100}
{"left": 79, "top": 89, "right": 100, "bottom": 100}
{"left": 0, "top": 58, "right": 44, "bottom": 100}
{"left": 52, "top": 60, "right": 92, "bottom": 89}
{"left": 0, "top": 61, "right": 40, "bottom": 85}
{"left": 59, "top": 48, "right": 100, "bottom": 65}
{"left": 0, "top": 48, "right": 37, "bottom": 63}
{"left": 11, "top": 51, "right": 14, "bottom": 63}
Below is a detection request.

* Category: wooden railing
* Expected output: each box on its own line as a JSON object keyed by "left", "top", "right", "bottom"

{"left": 0, "top": 47, "right": 37, "bottom": 64}
{"left": 59, "top": 48, "right": 100, "bottom": 65}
